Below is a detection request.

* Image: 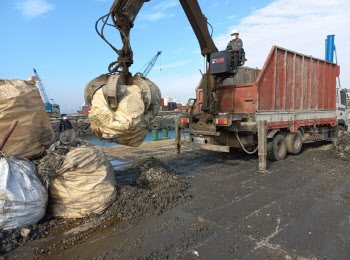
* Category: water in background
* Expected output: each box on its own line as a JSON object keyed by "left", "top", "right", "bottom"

{"left": 80, "top": 130, "right": 178, "bottom": 147}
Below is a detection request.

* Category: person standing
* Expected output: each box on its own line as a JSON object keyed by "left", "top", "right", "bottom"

{"left": 59, "top": 114, "right": 73, "bottom": 132}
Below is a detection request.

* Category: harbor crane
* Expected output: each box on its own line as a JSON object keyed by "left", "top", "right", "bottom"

{"left": 33, "top": 68, "right": 60, "bottom": 114}
{"left": 137, "top": 51, "right": 162, "bottom": 77}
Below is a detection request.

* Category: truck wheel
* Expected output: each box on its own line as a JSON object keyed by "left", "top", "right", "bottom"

{"left": 286, "top": 131, "right": 303, "bottom": 155}
{"left": 267, "top": 135, "right": 287, "bottom": 161}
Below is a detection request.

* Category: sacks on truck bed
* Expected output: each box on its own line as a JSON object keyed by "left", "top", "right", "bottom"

{"left": 0, "top": 77, "right": 54, "bottom": 159}
{"left": 49, "top": 145, "right": 117, "bottom": 218}
{"left": 0, "top": 156, "right": 48, "bottom": 230}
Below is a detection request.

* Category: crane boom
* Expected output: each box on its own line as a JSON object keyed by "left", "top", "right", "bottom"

{"left": 33, "top": 68, "right": 50, "bottom": 104}
{"left": 93, "top": 0, "right": 229, "bottom": 113}
{"left": 139, "top": 51, "right": 162, "bottom": 77}
{"left": 96, "top": 0, "right": 217, "bottom": 75}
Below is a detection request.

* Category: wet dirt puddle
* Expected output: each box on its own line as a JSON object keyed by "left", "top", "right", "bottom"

{"left": 8, "top": 216, "right": 128, "bottom": 260}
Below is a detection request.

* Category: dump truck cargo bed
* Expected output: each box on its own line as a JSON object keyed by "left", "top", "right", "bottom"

{"left": 195, "top": 46, "right": 340, "bottom": 130}
{"left": 214, "top": 46, "right": 339, "bottom": 114}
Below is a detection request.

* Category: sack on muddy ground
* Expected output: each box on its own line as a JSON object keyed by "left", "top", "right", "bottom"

{"left": 85, "top": 74, "right": 161, "bottom": 147}
{"left": 49, "top": 145, "right": 117, "bottom": 218}
{"left": 0, "top": 77, "right": 54, "bottom": 159}
{"left": 0, "top": 156, "right": 48, "bottom": 230}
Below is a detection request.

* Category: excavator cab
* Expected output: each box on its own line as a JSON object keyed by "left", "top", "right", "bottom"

{"left": 210, "top": 49, "right": 246, "bottom": 76}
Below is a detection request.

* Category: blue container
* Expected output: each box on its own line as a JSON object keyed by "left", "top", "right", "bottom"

{"left": 82, "top": 106, "right": 86, "bottom": 110}
{"left": 325, "top": 35, "right": 335, "bottom": 63}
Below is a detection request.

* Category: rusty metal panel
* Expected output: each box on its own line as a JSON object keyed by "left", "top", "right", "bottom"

{"left": 285, "top": 52, "right": 295, "bottom": 110}
{"left": 303, "top": 57, "right": 310, "bottom": 110}
{"left": 256, "top": 48, "right": 276, "bottom": 111}
{"left": 294, "top": 54, "right": 302, "bottom": 110}
{"left": 223, "top": 66, "right": 260, "bottom": 86}
{"left": 216, "top": 87, "right": 234, "bottom": 112}
{"left": 257, "top": 46, "right": 339, "bottom": 112}
{"left": 310, "top": 59, "right": 317, "bottom": 109}
{"left": 195, "top": 89, "right": 203, "bottom": 112}
{"left": 216, "top": 84, "right": 257, "bottom": 113}
{"left": 196, "top": 66, "right": 260, "bottom": 113}
{"left": 275, "top": 49, "right": 286, "bottom": 110}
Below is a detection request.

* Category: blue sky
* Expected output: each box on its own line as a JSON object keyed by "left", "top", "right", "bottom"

{"left": 1, "top": 0, "right": 349, "bottom": 113}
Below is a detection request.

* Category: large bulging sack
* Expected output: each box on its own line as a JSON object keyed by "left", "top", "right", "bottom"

{"left": 0, "top": 157, "right": 48, "bottom": 230}
{"left": 0, "top": 77, "right": 54, "bottom": 159}
{"left": 49, "top": 146, "right": 117, "bottom": 218}
{"left": 85, "top": 74, "right": 161, "bottom": 147}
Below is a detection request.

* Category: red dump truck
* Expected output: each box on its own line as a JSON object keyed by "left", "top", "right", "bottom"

{"left": 176, "top": 46, "right": 348, "bottom": 172}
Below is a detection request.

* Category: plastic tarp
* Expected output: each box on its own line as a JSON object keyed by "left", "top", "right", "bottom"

{"left": 0, "top": 157, "right": 48, "bottom": 230}
{"left": 49, "top": 146, "right": 117, "bottom": 218}
{"left": 0, "top": 77, "right": 54, "bottom": 159}
{"left": 88, "top": 76, "right": 161, "bottom": 147}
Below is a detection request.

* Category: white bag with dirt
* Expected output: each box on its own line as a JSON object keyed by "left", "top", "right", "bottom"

{"left": 0, "top": 77, "right": 54, "bottom": 159}
{"left": 49, "top": 145, "right": 117, "bottom": 218}
{"left": 0, "top": 156, "right": 48, "bottom": 230}
{"left": 85, "top": 74, "right": 161, "bottom": 147}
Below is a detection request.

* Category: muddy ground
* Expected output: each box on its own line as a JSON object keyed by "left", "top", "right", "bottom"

{"left": 4, "top": 137, "right": 350, "bottom": 260}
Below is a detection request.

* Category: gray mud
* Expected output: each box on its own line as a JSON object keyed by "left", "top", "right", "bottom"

{"left": 334, "top": 132, "right": 350, "bottom": 156}
{"left": 103, "top": 156, "right": 191, "bottom": 220}
{"left": 0, "top": 219, "right": 76, "bottom": 255}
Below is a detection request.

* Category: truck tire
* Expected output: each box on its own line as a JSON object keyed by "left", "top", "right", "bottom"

{"left": 286, "top": 131, "right": 303, "bottom": 155}
{"left": 267, "top": 135, "right": 287, "bottom": 161}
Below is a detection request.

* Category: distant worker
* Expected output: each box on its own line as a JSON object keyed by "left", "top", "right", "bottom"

{"left": 226, "top": 29, "right": 243, "bottom": 52}
{"left": 59, "top": 114, "right": 73, "bottom": 132}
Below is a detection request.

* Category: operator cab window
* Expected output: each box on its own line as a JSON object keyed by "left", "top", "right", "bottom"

{"left": 341, "top": 91, "right": 347, "bottom": 106}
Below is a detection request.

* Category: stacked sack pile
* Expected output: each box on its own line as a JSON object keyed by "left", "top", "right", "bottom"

{"left": 0, "top": 77, "right": 116, "bottom": 232}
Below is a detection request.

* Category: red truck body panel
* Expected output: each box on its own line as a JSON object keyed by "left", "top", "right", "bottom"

{"left": 215, "top": 84, "right": 258, "bottom": 113}
{"left": 257, "top": 46, "right": 339, "bottom": 112}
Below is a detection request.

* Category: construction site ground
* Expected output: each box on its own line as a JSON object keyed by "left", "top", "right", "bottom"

{"left": 6, "top": 138, "right": 350, "bottom": 260}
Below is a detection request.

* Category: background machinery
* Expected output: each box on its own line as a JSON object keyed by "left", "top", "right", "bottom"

{"left": 33, "top": 68, "right": 60, "bottom": 115}
{"left": 137, "top": 51, "right": 162, "bottom": 77}
{"left": 91, "top": 0, "right": 244, "bottom": 114}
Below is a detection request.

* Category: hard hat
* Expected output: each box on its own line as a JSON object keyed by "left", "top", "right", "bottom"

{"left": 231, "top": 29, "right": 239, "bottom": 35}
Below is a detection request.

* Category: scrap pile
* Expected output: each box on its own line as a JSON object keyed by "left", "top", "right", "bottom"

{"left": 0, "top": 76, "right": 189, "bottom": 256}
{"left": 150, "top": 114, "right": 178, "bottom": 130}
{"left": 105, "top": 157, "right": 191, "bottom": 220}
{"left": 333, "top": 131, "right": 350, "bottom": 157}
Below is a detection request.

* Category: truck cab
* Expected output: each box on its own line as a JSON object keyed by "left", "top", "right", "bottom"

{"left": 336, "top": 88, "right": 348, "bottom": 130}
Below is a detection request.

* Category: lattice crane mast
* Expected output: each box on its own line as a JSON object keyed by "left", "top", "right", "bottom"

{"left": 33, "top": 68, "right": 60, "bottom": 114}
{"left": 33, "top": 68, "right": 50, "bottom": 104}
{"left": 138, "top": 51, "right": 162, "bottom": 77}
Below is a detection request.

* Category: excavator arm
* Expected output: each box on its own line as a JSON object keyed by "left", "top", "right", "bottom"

{"left": 98, "top": 0, "right": 218, "bottom": 75}
{"left": 179, "top": 0, "right": 218, "bottom": 56}
{"left": 93, "top": 0, "right": 222, "bottom": 113}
